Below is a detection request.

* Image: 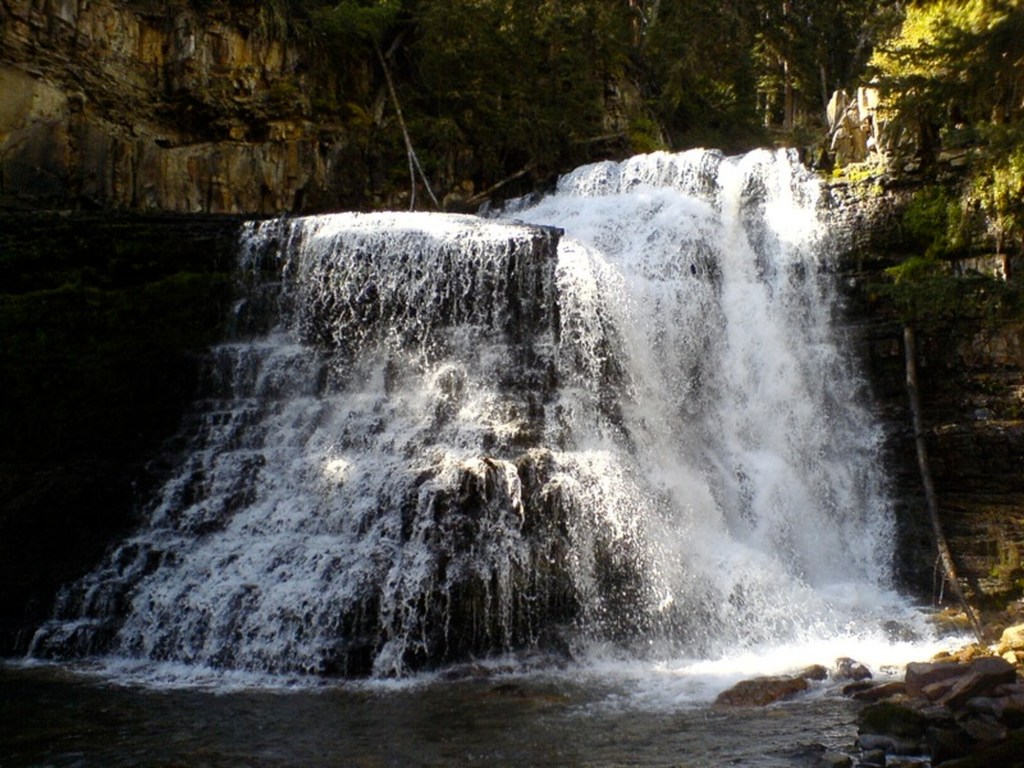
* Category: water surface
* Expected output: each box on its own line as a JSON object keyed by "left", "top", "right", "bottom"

{"left": 2, "top": 661, "right": 865, "bottom": 767}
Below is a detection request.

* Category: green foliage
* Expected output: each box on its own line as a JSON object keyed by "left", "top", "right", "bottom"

{"left": 628, "top": 115, "right": 665, "bottom": 155}
{"left": 969, "top": 128, "right": 1024, "bottom": 252}
{"left": 311, "top": 0, "right": 402, "bottom": 46}
{"left": 901, "top": 185, "right": 969, "bottom": 259}
{"left": 884, "top": 254, "right": 945, "bottom": 284}
{"left": 878, "top": 180, "right": 1024, "bottom": 329}
{"left": 291, "top": 0, "right": 903, "bottom": 200}
{"left": 645, "top": 0, "right": 761, "bottom": 146}
{"left": 262, "top": 79, "right": 306, "bottom": 117}
{"left": 408, "top": 0, "right": 638, "bottom": 190}
{"left": 871, "top": 1, "right": 1024, "bottom": 151}
{"left": 870, "top": 3, "right": 1024, "bottom": 270}
{"left": 831, "top": 156, "right": 887, "bottom": 185}
{"left": 877, "top": 272, "right": 1024, "bottom": 331}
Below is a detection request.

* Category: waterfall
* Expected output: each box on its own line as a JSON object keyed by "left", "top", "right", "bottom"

{"left": 28, "top": 150, "right": 928, "bottom": 684}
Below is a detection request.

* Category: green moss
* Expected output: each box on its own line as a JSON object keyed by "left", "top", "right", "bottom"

{"left": 628, "top": 115, "right": 666, "bottom": 155}
{"left": 875, "top": 272, "right": 1024, "bottom": 332}
{"left": 831, "top": 158, "right": 886, "bottom": 186}
{"left": 884, "top": 254, "right": 945, "bottom": 284}
{"left": 901, "top": 185, "right": 968, "bottom": 259}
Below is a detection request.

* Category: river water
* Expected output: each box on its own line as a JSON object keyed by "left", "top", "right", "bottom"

{"left": 3, "top": 659, "right": 874, "bottom": 767}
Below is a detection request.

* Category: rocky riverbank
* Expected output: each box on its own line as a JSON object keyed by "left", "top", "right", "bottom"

{"left": 713, "top": 620, "right": 1024, "bottom": 767}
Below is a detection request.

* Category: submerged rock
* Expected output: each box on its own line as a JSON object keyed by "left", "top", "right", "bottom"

{"left": 816, "top": 751, "right": 853, "bottom": 768}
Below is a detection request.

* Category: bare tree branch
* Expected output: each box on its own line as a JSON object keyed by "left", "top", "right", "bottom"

{"left": 903, "top": 325, "right": 986, "bottom": 644}
{"left": 375, "top": 43, "right": 440, "bottom": 211}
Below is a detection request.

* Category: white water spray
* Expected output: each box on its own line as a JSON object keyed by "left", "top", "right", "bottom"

{"left": 29, "top": 150, "right": 943, "bottom": 688}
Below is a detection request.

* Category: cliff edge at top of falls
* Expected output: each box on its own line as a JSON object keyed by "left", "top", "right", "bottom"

{"left": 0, "top": 0, "right": 372, "bottom": 213}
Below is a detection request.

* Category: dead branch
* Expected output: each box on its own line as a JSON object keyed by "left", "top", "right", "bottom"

{"left": 903, "top": 325, "right": 986, "bottom": 644}
{"left": 375, "top": 43, "right": 439, "bottom": 211}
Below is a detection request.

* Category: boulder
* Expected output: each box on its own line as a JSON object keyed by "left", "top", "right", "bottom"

{"left": 800, "top": 664, "right": 829, "bottom": 681}
{"left": 850, "top": 681, "right": 906, "bottom": 702}
{"left": 937, "top": 657, "right": 1018, "bottom": 709}
{"left": 997, "top": 624, "right": 1024, "bottom": 655}
{"left": 904, "top": 660, "right": 967, "bottom": 697}
{"left": 714, "top": 675, "right": 809, "bottom": 707}
{"left": 857, "top": 748, "right": 886, "bottom": 767}
{"left": 933, "top": 729, "right": 1024, "bottom": 768}
{"left": 858, "top": 701, "right": 930, "bottom": 741}
{"left": 835, "top": 657, "right": 872, "bottom": 681}
{"left": 965, "top": 693, "right": 1024, "bottom": 721}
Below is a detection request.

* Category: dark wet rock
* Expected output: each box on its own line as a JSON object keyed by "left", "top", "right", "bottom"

{"left": 886, "top": 759, "right": 929, "bottom": 768}
{"left": 800, "top": 664, "right": 829, "bottom": 681}
{"left": 936, "top": 657, "right": 1017, "bottom": 709}
{"left": 962, "top": 692, "right": 1024, "bottom": 720}
{"left": 854, "top": 733, "right": 923, "bottom": 756}
{"left": 857, "top": 748, "right": 886, "bottom": 767}
{"left": 842, "top": 680, "right": 876, "bottom": 697}
{"left": 835, "top": 657, "right": 872, "bottom": 681}
{"left": 959, "top": 713, "right": 1008, "bottom": 743}
{"left": 849, "top": 680, "right": 906, "bottom": 702}
{"left": 905, "top": 660, "right": 969, "bottom": 698}
{"left": 935, "top": 729, "right": 1024, "bottom": 768}
{"left": 858, "top": 701, "right": 930, "bottom": 742}
{"left": 815, "top": 751, "right": 853, "bottom": 768}
{"left": 852, "top": 649, "right": 1023, "bottom": 766}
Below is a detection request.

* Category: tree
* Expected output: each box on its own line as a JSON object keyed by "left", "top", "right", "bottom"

{"left": 871, "top": 0, "right": 1024, "bottom": 155}
{"left": 872, "top": 1, "right": 1024, "bottom": 265}
{"left": 644, "top": 0, "right": 763, "bottom": 147}
{"left": 410, "top": 0, "right": 638, "bottom": 195}
{"left": 753, "top": 0, "right": 898, "bottom": 134}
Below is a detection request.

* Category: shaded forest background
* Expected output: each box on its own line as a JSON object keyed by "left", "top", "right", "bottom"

{"left": 273, "top": 0, "right": 895, "bottom": 200}
{"left": 250, "top": 0, "right": 1024, "bottom": 251}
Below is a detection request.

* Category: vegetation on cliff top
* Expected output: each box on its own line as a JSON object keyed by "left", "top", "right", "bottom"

{"left": 260, "top": 0, "right": 1024, "bottom": 226}
{"left": 870, "top": 0, "right": 1024, "bottom": 259}
{"left": 259, "top": 0, "right": 899, "bottom": 203}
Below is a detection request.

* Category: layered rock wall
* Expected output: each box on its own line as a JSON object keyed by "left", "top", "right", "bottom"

{"left": 1, "top": 0, "right": 365, "bottom": 212}
{"left": 830, "top": 177, "right": 1024, "bottom": 610}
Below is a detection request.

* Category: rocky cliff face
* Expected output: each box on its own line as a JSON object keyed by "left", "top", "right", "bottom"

{"left": 830, "top": 177, "right": 1024, "bottom": 615}
{"left": 1, "top": 0, "right": 368, "bottom": 213}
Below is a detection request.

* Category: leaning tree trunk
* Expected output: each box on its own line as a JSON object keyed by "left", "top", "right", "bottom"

{"left": 903, "top": 326, "right": 986, "bottom": 644}
{"left": 375, "top": 43, "right": 439, "bottom": 212}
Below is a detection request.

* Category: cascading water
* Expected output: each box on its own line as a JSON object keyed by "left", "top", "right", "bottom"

{"left": 28, "top": 149, "right": 939, "bottom": 689}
